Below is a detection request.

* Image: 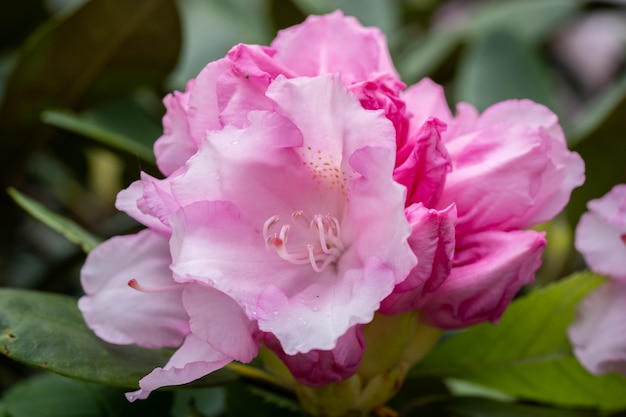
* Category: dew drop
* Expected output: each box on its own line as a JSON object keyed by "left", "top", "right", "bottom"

{"left": 312, "top": 307, "right": 319, "bottom": 312}
{"left": 272, "top": 310, "right": 279, "bottom": 316}
{"left": 231, "top": 140, "right": 240, "bottom": 145}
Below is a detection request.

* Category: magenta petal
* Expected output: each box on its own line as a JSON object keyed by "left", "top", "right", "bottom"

{"left": 126, "top": 334, "right": 232, "bottom": 401}
{"left": 569, "top": 283, "right": 626, "bottom": 376}
{"left": 402, "top": 78, "right": 454, "bottom": 140}
{"left": 78, "top": 230, "right": 189, "bottom": 348}
{"left": 183, "top": 283, "right": 259, "bottom": 362}
{"left": 394, "top": 118, "right": 451, "bottom": 207}
{"left": 420, "top": 230, "right": 546, "bottom": 328}
{"left": 380, "top": 203, "right": 456, "bottom": 314}
{"left": 264, "top": 325, "right": 365, "bottom": 387}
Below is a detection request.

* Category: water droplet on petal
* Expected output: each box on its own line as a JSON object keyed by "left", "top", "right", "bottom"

{"left": 273, "top": 310, "right": 279, "bottom": 315}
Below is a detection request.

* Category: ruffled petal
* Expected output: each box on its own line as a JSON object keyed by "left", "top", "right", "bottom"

{"left": 78, "top": 230, "right": 189, "bottom": 348}
{"left": 569, "top": 283, "right": 626, "bottom": 376}
{"left": 576, "top": 185, "right": 626, "bottom": 282}
{"left": 264, "top": 325, "right": 365, "bottom": 387}
{"left": 420, "top": 229, "right": 545, "bottom": 328}
{"left": 183, "top": 282, "right": 259, "bottom": 362}
{"left": 126, "top": 334, "right": 232, "bottom": 401}
{"left": 380, "top": 203, "right": 456, "bottom": 314}
{"left": 271, "top": 11, "right": 398, "bottom": 84}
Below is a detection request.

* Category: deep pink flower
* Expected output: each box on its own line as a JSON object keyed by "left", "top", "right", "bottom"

{"left": 386, "top": 78, "right": 585, "bottom": 327}
{"left": 569, "top": 185, "right": 626, "bottom": 376}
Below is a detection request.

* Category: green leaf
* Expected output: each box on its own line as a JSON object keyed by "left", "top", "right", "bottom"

{"left": 454, "top": 27, "right": 553, "bottom": 111}
{"left": 566, "top": 72, "right": 626, "bottom": 224}
{"left": 7, "top": 187, "right": 101, "bottom": 253}
{"left": 397, "top": 0, "right": 579, "bottom": 84}
{"left": 171, "top": 387, "right": 226, "bottom": 417}
{"left": 405, "top": 396, "right": 599, "bottom": 417}
{"left": 410, "top": 272, "right": 626, "bottom": 410}
{"left": 0, "top": 372, "right": 173, "bottom": 417}
{"left": 42, "top": 109, "right": 155, "bottom": 164}
{"left": 0, "top": 288, "right": 172, "bottom": 388}
{"left": 0, "top": 0, "right": 180, "bottom": 181}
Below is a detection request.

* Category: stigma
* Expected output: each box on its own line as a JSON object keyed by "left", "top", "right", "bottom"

{"left": 263, "top": 211, "right": 345, "bottom": 272}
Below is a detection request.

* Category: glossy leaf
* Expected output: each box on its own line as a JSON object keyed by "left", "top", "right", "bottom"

{"left": 455, "top": 27, "right": 553, "bottom": 111}
{"left": 405, "top": 396, "right": 598, "bottom": 417}
{"left": 410, "top": 272, "right": 626, "bottom": 410}
{"left": 7, "top": 187, "right": 101, "bottom": 253}
{"left": 0, "top": 372, "right": 173, "bottom": 417}
{"left": 42, "top": 109, "right": 155, "bottom": 164}
{"left": 0, "top": 288, "right": 234, "bottom": 389}
{"left": 0, "top": 0, "right": 180, "bottom": 181}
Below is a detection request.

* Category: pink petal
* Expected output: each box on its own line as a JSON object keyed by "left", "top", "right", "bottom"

{"left": 575, "top": 185, "right": 626, "bottom": 282}
{"left": 78, "top": 230, "right": 189, "bottom": 348}
{"left": 569, "top": 283, "right": 626, "bottom": 376}
{"left": 394, "top": 118, "right": 451, "bottom": 207}
{"left": 380, "top": 203, "right": 456, "bottom": 314}
{"left": 437, "top": 123, "right": 553, "bottom": 233}
{"left": 271, "top": 11, "right": 398, "bottom": 85}
{"left": 402, "top": 78, "right": 454, "bottom": 140}
{"left": 126, "top": 334, "right": 232, "bottom": 401}
{"left": 154, "top": 81, "right": 198, "bottom": 176}
{"left": 183, "top": 283, "right": 259, "bottom": 362}
{"left": 263, "top": 325, "right": 365, "bottom": 387}
{"left": 115, "top": 180, "right": 170, "bottom": 235}
{"left": 420, "top": 229, "right": 545, "bottom": 328}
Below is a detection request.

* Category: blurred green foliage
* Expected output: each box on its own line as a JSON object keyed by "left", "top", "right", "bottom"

{"left": 1, "top": 0, "right": 626, "bottom": 416}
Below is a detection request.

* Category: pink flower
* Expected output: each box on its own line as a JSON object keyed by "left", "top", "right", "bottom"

{"left": 80, "top": 74, "right": 416, "bottom": 399}
{"left": 385, "top": 78, "right": 585, "bottom": 327}
{"left": 569, "top": 185, "right": 626, "bottom": 376}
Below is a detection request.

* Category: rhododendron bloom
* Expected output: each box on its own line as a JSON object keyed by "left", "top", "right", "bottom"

{"left": 78, "top": 10, "right": 586, "bottom": 403}
{"left": 382, "top": 78, "right": 585, "bottom": 327}
{"left": 569, "top": 185, "right": 626, "bottom": 375}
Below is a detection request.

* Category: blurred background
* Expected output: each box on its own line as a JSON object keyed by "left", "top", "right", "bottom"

{"left": 0, "top": 0, "right": 625, "bottom": 415}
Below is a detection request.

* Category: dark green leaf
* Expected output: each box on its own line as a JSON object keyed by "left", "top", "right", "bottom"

{"left": 171, "top": 387, "right": 226, "bottom": 417}
{"left": 397, "top": 0, "right": 579, "bottom": 84}
{"left": 566, "top": 72, "right": 626, "bottom": 224}
{"left": 42, "top": 109, "right": 155, "bottom": 164}
{"left": 0, "top": 0, "right": 180, "bottom": 181}
{"left": 226, "top": 382, "right": 305, "bottom": 417}
{"left": 410, "top": 272, "right": 626, "bottom": 410}
{"left": 0, "top": 288, "right": 173, "bottom": 388}
{"left": 0, "top": 372, "right": 173, "bottom": 417}
{"left": 7, "top": 187, "right": 101, "bottom": 253}
{"left": 455, "top": 27, "right": 553, "bottom": 111}
{"left": 405, "top": 396, "right": 599, "bottom": 417}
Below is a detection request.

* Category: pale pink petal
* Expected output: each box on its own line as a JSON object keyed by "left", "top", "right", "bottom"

{"left": 402, "top": 78, "right": 454, "bottom": 140}
{"left": 420, "top": 230, "right": 545, "bottom": 328}
{"left": 576, "top": 185, "right": 626, "bottom": 282}
{"left": 126, "top": 334, "right": 232, "bottom": 401}
{"left": 183, "top": 283, "right": 259, "bottom": 362}
{"left": 154, "top": 81, "right": 198, "bottom": 176}
{"left": 271, "top": 11, "right": 398, "bottom": 84}
{"left": 475, "top": 100, "right": 585, "bottom": 226}
{"left": 437, "top": 123, "right": 553, "bottom": 234}
{"left": 393, "top": 118, "right": 450, "bottom": 207}
{"left": 264, "top": 325, "right": 365, "bottom": 387}
{"left": 78, "top": 230, "right": 189, "bottom": 348}
{"left": 380, "top": 203, "right": 456, "bottom": 314}
{"left": 186, "top": 57, "right": 232, "bottom": 141}
{"left": 114, "top": 180, "right": 170, "bottom": 235}
{"left": 569, "top": 283, "right": 626, "bottom": 376}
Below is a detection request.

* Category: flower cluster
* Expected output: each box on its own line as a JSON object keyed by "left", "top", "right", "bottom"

{"left": 78, "top": 11, "right": 584, "bottom": 401}
{"left": 569, "top": 185, "right": 626, "bottom": 376}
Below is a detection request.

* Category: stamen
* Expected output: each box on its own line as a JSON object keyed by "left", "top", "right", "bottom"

{"left": 128, "top": 278, "right": 184, "bottom": 293}
{"left": 263, "top": 211, "right": 345, "bottom": 273}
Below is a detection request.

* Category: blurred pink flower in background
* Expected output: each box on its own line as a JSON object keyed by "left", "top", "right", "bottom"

{"left": 569, "top": 185, "right": 626, "bottom": 376}
{"left": 78, "top": 11, "right": 585, "bottom": 400}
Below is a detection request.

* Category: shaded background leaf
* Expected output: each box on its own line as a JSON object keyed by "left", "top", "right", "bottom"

{"left": 410, "top": 273, "right": 626, "bottom": 410}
